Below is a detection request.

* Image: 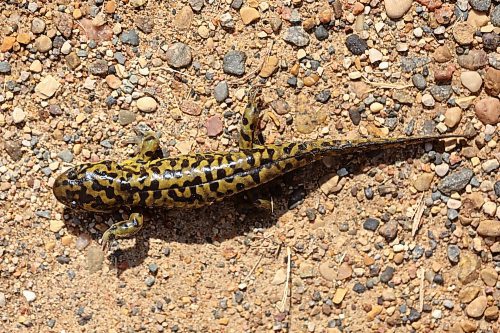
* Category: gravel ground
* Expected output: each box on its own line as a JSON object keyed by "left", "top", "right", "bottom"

{"left": 0, "top": 0, "right": 499, "bottom": 332}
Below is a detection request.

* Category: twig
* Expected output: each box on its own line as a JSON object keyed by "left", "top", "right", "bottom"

{"left": 277, "top": 246, "right": 291, "bottom": 312}
{"left": 418, "top": 267, "right": 425, "bottom": 312}
{"left": 362, "top": 78, "right": 412, "bottom": 89}
{"left": 156, "top": 67, "right": 196, "bottom": 80}
{"left": 411, "top": 194, "right": 425, "bottom": 238}
{"left": 243, "top": 254, "right": 263, "bottom": 282}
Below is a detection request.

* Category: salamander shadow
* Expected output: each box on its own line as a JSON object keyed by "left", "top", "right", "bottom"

{"left": 62, "top": 140, "right": 457, "bottom": 273}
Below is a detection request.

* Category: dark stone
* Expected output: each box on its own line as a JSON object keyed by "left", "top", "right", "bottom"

{"left": 345, "top": 34, "right": 367, "bottom": 55}
{"left": 363, "top": 218, "right": 380, "bottom": 231}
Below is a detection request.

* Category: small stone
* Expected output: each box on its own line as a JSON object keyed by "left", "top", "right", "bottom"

{"left": 137, "top": 97, "right": 158, "bottom": 113}
{"left": 54, "top": 12, "right": 73, "bottom": 38}
{"left": 457, "top": 50, "right": 488, "bottom": 70}
{"left": 484, "top": 68, "right": 500, "bottom": 96}
{"left": 130, "top": 0, "right": 146, "bottom": 7}
{"left": 283, "top": 26, "right": 310, "bottom": 47}
{"left": 0, "top": 61, "right": 11, "bottom": 74}
{"left": 380, "top": 266, "right": 395, "bottom": 283}
{"left": 75, "top": 233, "right": 91, "bottom": 250}
{"left": 0, "top": 37, "right": 16, "bottom": 52}
{"left": 206, "top": 116, "right": 223, "bottom": 137}
{"left": 271, "top": 269, "right": 287, "bottom": 285}
{"left": 220, "top": 13, "right": 235, "bottom": 29}
{"left": 65, "top": 52, "right": 81, "bottom": 69}
{"left": 469, "top": 0, "right": 491, "bottom": 12}
{"left": 16, "top": 33, "right": 31, "bottom": 45}
{"left": 223, "top": 50, "right": 247, "bottom": 76}
{"left": 332, "top": 288, "right": 347, "bottom": 304}
{"left": 336, "top": 262, "right": 352, "bottom": 280}
{"left": 35, "top": 75, "right": 61, "bottom": 99}
{"left": 89, "top": 59, "right": 108, "bottom": 76}
{"left": 174, "top": 6, "right": 193, "bottom": 30}
{"left": 458, "top": 252, "right": 481, "bottom": 284}
{"left": 363, "top": 218, "right": 380, "bottom": 231}
{"left": 467, "top": 9, "right": 490, "bottom": 27}
{"left": 135, "top": 16, "right": 154, "bottom": 34}
{"left": 444, "top": 107, "right": 462, "bottom": 128}
{"left": 269, "top": 16, "right": 282, "bottom": 33}
{"left": 368, "top": 49, "right": 383, "bottom": 63}
{"left": 120, "top": 30, "right": 140, "bottom": 46}
{"left": 477, "top": 220, "right": 500, "bottom": 237}
{"left": 319, "top": 262, "right": 336, "bottom": 281}
{"left": 459, "top": 286, "right": 482, "bottom": 303}
{"left": 474, "top": 97, "right": 500, "bottom": 125}
{"left": 12, "top": 108, "right": 26, "bottom": 124}
{"left": 482, "top": 159, "right": 499, "bottom": 173}
{"left": 240, "top": 7, "right": 260, "bottom": 25}
{"left": 433, "top": 45, "right": 452, "bottom": 63}
{"left": 429, "top": 85, "right": 452, "bottom": 102}
{"left": 214, "top": 81, "right": 229, "bottom": 103}
{"left": 58, "top": 149, "right": 73, "bottom": 163}
{"left": 105, "top": 75, "right": 121, "bottom": 89}
{"left": 49, "top": 219, "right": 64, "bottom": 233}
{"left": 145, "top": 276, "right": 155, "bottom": 287}
{"left": 466, "top": 296, "right": 487, "bottom": 318}
{"left": 189, "top": 0, "right": 204, "bottom": 12}
{"left": 181, "top": 100, "right": 202, "bottom": 116}
{"left": 480, "top": 267, "right": 498, "bottom": 286}
{"left": 484, "top": 306, "right": 499, "bottom": 321}
{"left": 435, "top": 4, "right": 454, "bottom": 24}
{"left": 435, "top": 163, "right": 450, "bottom": 177}
{"left": 460, "top": 71, "right": 483, "bottom": 93}
{"left": 314, "top": 25, "right": 329, "bottom": 41}
{"left": 421, "top": 94, "right": 435, "bottom": 107}
{"left": 492, "top": 5, "right": 500, "bottom": 27}
{"left": 31, "top": 18, "right": 46, "bottom": 34}
{"left": 0, "top": 293, "right": 5, "bottom": 307}
{"left": 22, "top": 290, "right": 36, "bottom": 303}
{"left": 259, "top": 55, "right": 278, "bottom": 78}
{"left": 414, "top": 173, "right": 434, "bottom": 192}
{"left": 345, "top": 34, "right": 367, "bottom": 55}
{"left": 447, "top": 245, "right": 460, "bottom": 264}
{"left": 165, "top": 42, "right": 192, "bottom": 68}
{"left": 453, "top": 22, "right": 475, "bottom": 45}
{"left": 118, "top": 110, "right": 136, "bottom": 126}
{"left": 379, "top": 220, "right": 398, "bottom": 242}
{"left": 412, "top": 74, "right": 427, "bottom": 90}
{"left": 437, "top": 168, "right": 473, "bottom": 194}
{"left": 432, "top": 309, "right": 442, "bottom": 319}
{"left": 384, "top": 0, "right": 412, "bottom": 19}
{"left": 34, "top": 35, "right": 52, "bottom": 53}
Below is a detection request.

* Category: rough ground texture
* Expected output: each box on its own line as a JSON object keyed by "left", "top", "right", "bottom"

{"left": 1, "top": 0, "right": 499, "bottom": 332}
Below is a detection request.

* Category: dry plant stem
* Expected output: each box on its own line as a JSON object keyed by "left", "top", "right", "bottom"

{"left": 277, "top": 246, "right": 291, "bottom": 313}
{"left": 411, "top": 194, "right": 425, "bottom": 238}
{"left": 243, "top": 254, "right": 263, "bottom": 282}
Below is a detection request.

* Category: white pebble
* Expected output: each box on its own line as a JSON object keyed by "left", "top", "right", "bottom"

{"left": 22, "top": 290, "right": 36, "bottom": 303}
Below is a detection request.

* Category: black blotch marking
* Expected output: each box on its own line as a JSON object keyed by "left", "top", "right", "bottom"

{"left": 181, "top": 159, "right": 190, "bottom": 168}
{"left": 153, "top": 190, "right": 162, "bottom": 200}
{"left": 236, "top": 183, "right": 245, "bottom": 191}
{"left": 225, "top": 176, "right": 234, "bottom": 183}
{"left": 298, "top": 143, "right": 307, "bottom": 151}
{"left": 242, "top": 117, "right": 249, "bottom": 125}
{"left": 247, "top": 154, "right": 256, "bottom": 166}
{"left": 151, "top": 166, "right": 161, "bottom": 175}
{"left": 150, "top": 179, "right": 160, "bottom": 191}
{"left": 170, "top": 160, "right": 177, "bottom": 167}
{"left": 204, "top": 169, "right": 214, "bottom": 182}
{"left": 283, "top": 143, "right": 296, "bottom": 155}
{"left": 139, "top": 191, "right": 149, "bottom": 205}
{"left": 240, "top": 133, "right": 251, "bottom": 142}
{"left": 283, "top": 162, "right": 294, "bottom": 172}
{"left": 216, "top": 168, "right": 227, "bottom": 179}
{"left": 209, "top": 182, "right": 219, "bottom": 192}
{"left": 104, "top": 186, "right": 116, "bottom": 200}
{"left": 250, "top": 171, "right": 261, "bottom": 183}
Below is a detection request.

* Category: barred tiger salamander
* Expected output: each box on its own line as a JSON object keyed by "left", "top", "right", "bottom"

{"left": 53, "top": 88, "right": 468, "bottom": 247}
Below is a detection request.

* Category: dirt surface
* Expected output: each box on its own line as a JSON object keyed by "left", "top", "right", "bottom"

{"left": 1, "top": 0, "right": 499, "bottom": 332}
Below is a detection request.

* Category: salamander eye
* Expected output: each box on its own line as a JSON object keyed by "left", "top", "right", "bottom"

{"left": 70, "top": 201, "right": 77, "bottom": 208}
{"left": 67, "top": 169, "right": 77, "bottom": 180}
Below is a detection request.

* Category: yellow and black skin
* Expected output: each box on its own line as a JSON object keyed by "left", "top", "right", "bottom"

{"left": 53, "top": 89, "right": 467, "bottom": 247}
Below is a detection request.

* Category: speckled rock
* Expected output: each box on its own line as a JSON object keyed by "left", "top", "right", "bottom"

{"left": 477, "top": 220, "right": 500, "bottom": 237}
{"left": 345, "top": 34, "right": 367, "bottom": 55}
{"left": 223, "top": 50, "right": 247, "bottom": 76}
{"left": 457, "top": 50, "right": 489, "bottom": 70}
{"left": 484, "top": 68, "right": 500, "bottom": 96}
{"left": 283, "top": 26, "right": 310, "bottom": 47}
{"left": 165, "top": 42, "right": 192, "bottom": 68}
{"left": 437, "top": 168, "right": 474, "bottom": 194}
{"left": 457, "top": 252, "right": 480, "bottom": 284}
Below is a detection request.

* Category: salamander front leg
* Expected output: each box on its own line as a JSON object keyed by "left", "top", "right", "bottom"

{"left": 101, "top": 212, "right": 144, "bottom": 249}
{"left": 137, "top": 131, "right": 163, "bottom": 161}
{"left": 239, "top": 87, "right": 263, "bottom": 150}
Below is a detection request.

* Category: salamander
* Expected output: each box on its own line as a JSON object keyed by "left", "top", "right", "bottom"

{"left": 53, "top": 88, "right": 468, "bottom": 247}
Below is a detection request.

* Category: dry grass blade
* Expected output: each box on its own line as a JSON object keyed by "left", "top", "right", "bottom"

{"left": 411, "top": 195, "right": 425, "bottom": 238}
{"left": 243, "top": 254, "right": 263, "bottom": 282}
{"left": 363, "top": 78, "right": 412, "bottom": 89}
{"left": 418, "top": 267, "right": 425, "bottom": 312}
{"left": 277, "top": 246, "right": 291, "bottom": 312}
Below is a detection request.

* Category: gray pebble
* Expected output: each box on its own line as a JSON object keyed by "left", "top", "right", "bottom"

{"left": 230, "top": 0, "right": 243, "bottom": 10}
{"left": 345, "top": 34, "right": 367, "bottom": 55}
{"left": 408, "top": 308, "right": 421, "bottom": 323}
{"left": 220, "top": 13, "right": 234, "bottom": 29}
{"left": 0, "top": 61, "right": 11, "bottom": 74}
{"left": 223, "top": 50, "right": 247, "bottom": 76}
{"left": 447, "top": 208, "right": 459, "bottom": 220}
{"left": 379, "top": 219, "right": 398, "bottom": 242}
{"left": 447, "top": 245, "right": 460, "bottom": 264}
{"left": 88, "top": 59, "right": 108, "bottom": 76}
{"left": 114, "top": 52, "right": 126, "bottom": 65}
{"left": 214, "top": 81, "right": 229, "bottom": 103}
{"left": 429, "top": 85, "right": 452, "bottom": 102}
{"left": 363, "top": 218, "right": 380, "bottom": 231}
{"left": 380, "top": 266, "right": 395, "bottom": 283}
{"left": 145, "top": 276, "right": 155, "bottom": 287}
{"left": 492, "top": 6, "right": 500, "bottom": 27}
{"left": 315, "top": 25, "right": 329, "bottom": 41}
{"left": 412, "top": 74, "right": 427, "bottom": 90}
{"left": 57, "top": 149, "right": 73, "bottom": 163}
{"left": 120, "top": 30, "right": 140, "bottom": 46}
{"left": 348, "top": 108, "right": 361, "bottom": 125}
{"left": 165, "top": 42, "right": 192, "bottom": 69}
{"left": 443, "top": 300, "right": 454, "bottom": 309}
{"left": 469, "top": 0, "right": 491, "bottom": 12}
{"left": 189, "top": 0, "right": 204, "bottom": 11}
{"left": 118, "top": 110, "right": 136, "bottom": 126}
{"left": 494, "top": 181, "right": 500, "bottom": 197}
{"left": 437, "top": 168, "right": 474, "bottom": 194}
{"left": 283, "top": 26, "right": 310, "bottom": 47}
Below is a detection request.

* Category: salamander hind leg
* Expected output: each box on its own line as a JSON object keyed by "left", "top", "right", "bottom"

{"left": 239, "top": 87, "right": 263, "bottom": 150}
{"left": 101, "top": 212, "right": 144, "bottom": 249}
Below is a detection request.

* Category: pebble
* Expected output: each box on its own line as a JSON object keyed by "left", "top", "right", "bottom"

{"left": 421, "top": 94, "right": 435, "bottom": 107}
{"left": 435, "top": 163, "right": 450, "bottom": 177}
{"left": 444, "top": 107, "right": 462, "bottom": 128}
{"left": 459, "top": 286, "right": 481, "bottom": 303}
{"left": 437, "top": 168, "right": 473, "bottom": 194}
{"left": 174, "top": 6, "right": 193, "bottom": 30}
{"left": 120, "top": 30, "right": 140, "bottom": 46}
{"left": 206, "top": 116, "right": 223, "bottom": 137}
{"left": 58, "top": 150, "right": 73, "bottom": 163}
{"left": 460, "top": 71, "right": 482, "bottom": 92}
{"left": 363, "top": 218, "right": 380, "bottom": 231}
{"left": 165, "top": 42, "right": 192, "bottom": 68}
{"left": 31, "top": 17, "right": 46, "bottom": 34}
{"left": 483, "top": 201, "right": 497, "bottom": 216}
{"left": 345, "top": 34, "right": 367, "bottom": 55}
{"left": 181, "top": 100, "right": 202, "bottom": 116}
{"left": 480, "top": 267, "right": 498, "bottom": 286}
{"left": 259, "top": 55, "right": 278, "bottom": 78}
{"left": 35, "top": 35, "right": 52, "bottom": 53}
{"left": 476, "top": 220, "right": 500, "bottom": 237}
{"left": 271, "top": 269, "right": 287, "bottom": 285}
{"left": 469, "top": 0, "right": 491, "bottom": 12}
{"left": 484, "top": 68, "right": 500, "bottom": 96}
{"left": 484, "top": 306, "right": 499, "bottom": 321}
{"left": 433, "top": 45, "right": 452, "bottom": 63}
{"left": 0, "top": 61, "right": 11, "bottom": 74}
{"left": 368, "top": 49, "right": 383, "bottom": 63}
{"left": 474, "top": 97, "right": 500, "bottom": 125}
{"left": 35, "top": 75, "right": 61, "bottom": 99}
{"left": 189, "top": 0, "right": 204, "bottom": 12}
{"left": 332, "top": 288, "right": 347, "bottom": 304}
{"left": 89, "top": 59, "right": 108, "bottom": 76}
{"left": 319, "top": 262, "right": 336, "bottom": 281}
{"left": 314, "top": 26, "right": 329, "bottom": 41}
{"left": 414, "top": 173, "right": 434, "bottom": 192}
{"left": 458, "top": 252, "right": 480, "bottom": 284}
{"left": 453, "top": 22, "right": 475, "bottom": 45}
{"left": 75, "top": 234, "right": 91, "bottom": 251}
{"left": 482, "top": 159, "right": 499, "bottom": 173}
{"left": 492, "top": 5, "right": 500, "bottom": 27}
{"left": 380, "top": 266, "right": 395, "bottom": 283}
{"left": 66, "top": 52, "right": 81, "bottom": 69}
{"left": 283, "top": 26, "right": 310, "bottom": 47}
{"left": 145, "top": 276, "right": 155, "bottom": 287}
{"left": 429, "top": 85, "right": 452, "bottom": 102}
{"left": 0, "top": 293, "right": 5, "bottom": 307}
{"left": 22, "top": 290, "right": 36, "bottom": 303}
{"left": 384, "top": 0, "right": 412, "bottom": 19}
{"left": 447, "top": 245, "right": 460, "bottom": 264}
{"left": 240, "top": 7, "right": 260, "bottom": 25}
{"left": 137, "top": 97, "right": 158, "bottom": 113}
{"left": 12, "top": 108, "right": 26, "bottom": 124}
{"left": 223, "top": 50, "right": 246, "bottom": 76}
{"left": 214, "top": 81, "right": 229, "bottom": 103}
{"left": 412, "top": 74, "right": 427, "bottom": 90}
{"left": 458, "top": 50, "right": 488, "bottom": 70}
{"left": 466, "top": 296, "right": 487, "bottom": 318}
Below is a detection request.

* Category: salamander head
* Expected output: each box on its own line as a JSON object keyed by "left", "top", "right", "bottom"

{"left": 53, "top": 161, "right": 124, "bottom": 212}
